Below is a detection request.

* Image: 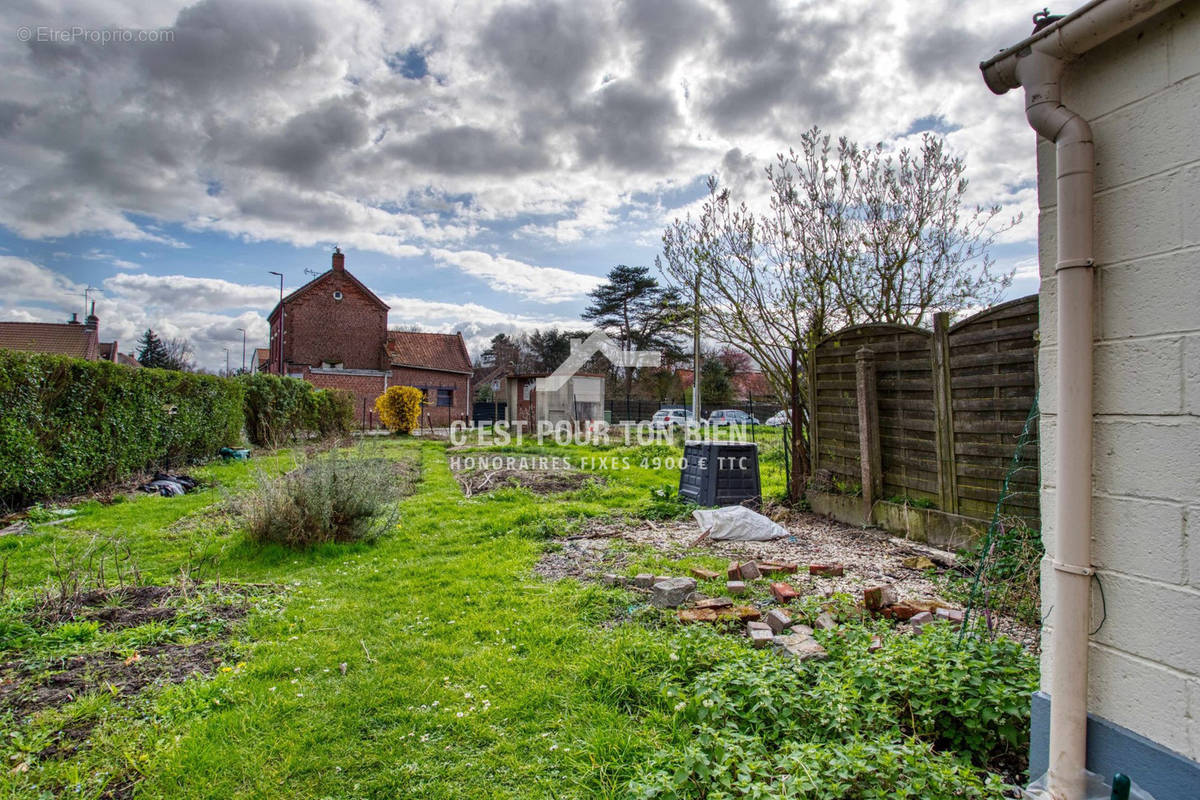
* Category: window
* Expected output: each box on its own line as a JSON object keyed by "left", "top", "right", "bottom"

{"left": 436, "top": 388, "right": 453, "bottom": 407}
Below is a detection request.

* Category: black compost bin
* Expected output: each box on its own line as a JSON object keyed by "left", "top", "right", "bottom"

{"left": 678, "top": 441, "right": 761, "bottom": 506}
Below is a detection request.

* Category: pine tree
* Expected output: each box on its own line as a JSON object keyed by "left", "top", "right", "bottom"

{"left": 136, "top": 329, "right": 171, "bottom": 368}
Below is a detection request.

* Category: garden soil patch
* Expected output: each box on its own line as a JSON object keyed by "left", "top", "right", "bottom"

{"left": 452, "top": 464, "right": 603, "bottom": 497}
{"left": 0, "top": 642, "right": 227, "bottom": 719}
{"left": 3, "top": 582, "right": 280, "bottom": 736}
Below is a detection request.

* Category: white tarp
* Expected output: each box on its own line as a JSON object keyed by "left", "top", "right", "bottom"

{"left": 692, "top": 505, "right": 788, "bottom": 541}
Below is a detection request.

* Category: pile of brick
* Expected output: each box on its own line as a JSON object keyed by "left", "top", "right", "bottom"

{"left": 604, "top": 558, "right": 968, "bottom": 662}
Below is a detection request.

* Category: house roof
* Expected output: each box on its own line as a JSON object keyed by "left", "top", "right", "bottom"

{"left": 98, "top": 341, "right": 118, "bottom": 362}
{"left": 386, "top": 331, "right": 473, "bottom": 374}
{"left": 266, "top": 267, "right": 389, "bottom": 322}
{"left": 0, "top": 322, "right": 98, "bottom": 360}
{"left": 253, "top": 347, "right": 270, "bottom": 363}
{"left": 116, "top": 352, "right": 140, "bottom": 368}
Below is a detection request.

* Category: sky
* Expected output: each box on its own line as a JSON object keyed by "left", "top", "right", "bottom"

{"left": 0, "top": 0, "right": 1043, "bottom": 371}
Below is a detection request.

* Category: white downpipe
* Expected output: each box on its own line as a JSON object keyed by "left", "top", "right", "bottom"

{"left": 980, "top": 3, "right": 1166, "bottom": 798}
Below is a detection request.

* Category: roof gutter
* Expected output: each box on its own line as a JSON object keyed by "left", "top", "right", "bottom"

{"left": 980, "top": 3, "right": 1166, "bottom": 799}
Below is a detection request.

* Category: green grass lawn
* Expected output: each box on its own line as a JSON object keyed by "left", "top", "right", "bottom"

{"left": 0, "top": 437, "right": 1034, "bottom": 799}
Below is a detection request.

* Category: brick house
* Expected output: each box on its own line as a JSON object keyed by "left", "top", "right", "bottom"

{"left": 265, "top": 248, "right": 472, "bottom": 425}
{"left": 0, "top": 306, "right": 127, "bottom": 364}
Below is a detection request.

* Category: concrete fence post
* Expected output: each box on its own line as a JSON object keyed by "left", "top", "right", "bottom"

{"left": 855, "top": 347, "right": 882, "bottom": 507}
{"left": 930, "top": 312, "right": 959, "bottom": 513}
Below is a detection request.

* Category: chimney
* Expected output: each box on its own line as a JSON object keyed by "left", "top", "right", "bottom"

{"left": 332, "top": 246, "right": 345, "bottom": 272}
{"left": 84, "top": 301, "right": 99, "bottom": 331}
{"left": 68, "top": 312, "right": 79, "bottom": 324}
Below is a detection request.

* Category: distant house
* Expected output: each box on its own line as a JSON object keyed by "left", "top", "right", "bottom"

{"left": 500, "top": 371, "right": 606, "bottom": 427}
{"left": 251, "top": 347, "right": 271, "bottom": 374}
{"left": 265, "top": 248, "right": 472, "bottom": 424}
{"left": 0, "top": 306, "right": 131, "bottom": 365}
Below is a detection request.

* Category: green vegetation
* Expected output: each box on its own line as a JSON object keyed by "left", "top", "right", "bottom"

{"left": 238, "top": 372, "right": 354, "bottom": 447}
{"left": 0, "top": 350, "right": 244, "bottom": 510}
{"left": 0, "top": 438, "right": 1035, "bottom": 798}
{"left": 241, "top": 447, "right": 413, "bottom": 547}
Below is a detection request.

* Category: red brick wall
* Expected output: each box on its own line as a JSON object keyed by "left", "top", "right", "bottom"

{"left": 279, "top": 273, "right": 387, "bottom": 371}
{"left": 389, "top": 367, "right": 471, "bottom": 425}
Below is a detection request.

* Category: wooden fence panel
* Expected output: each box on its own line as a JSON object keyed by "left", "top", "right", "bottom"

{"left": 947, "top": 296, "right": 1040, "bottom": 525}
{"left": 808, "top": 294, "right": 1040, "bottom": 527}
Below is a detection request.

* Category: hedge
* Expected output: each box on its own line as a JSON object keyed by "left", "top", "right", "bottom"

{"left": 237, "top": 373, "right": 354, "bottom": 447}
{"left": 0, "top": 351, "right": 244, "bottom": 509}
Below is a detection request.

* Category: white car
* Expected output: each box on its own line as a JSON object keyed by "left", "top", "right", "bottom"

{"left": 764, "top": 410, "right": 790, "bottom": 426}
{"left": 650, "top": 408, "right": 695, "bottom": 429}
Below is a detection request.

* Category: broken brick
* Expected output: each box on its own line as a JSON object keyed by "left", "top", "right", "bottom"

{"left": 909, "top": 611, "right": 935, "bottom": 633}
{"left": 758, "top": 561, "right": 798, "bottom": 576}
{"left": 773, "top": 633, "right": 828, "bottom": 661}
{"left": 749, "top": 626, "right": 774, "bottom": 648}
{"left": 726, "top": 580, "right": 747, "bottom": 596}
{"left": 814, "top": 611, "right": 837, "bottom": 631}
{"left": 766, "top": 608, "right": 792, "bottom": 634}
{"left": 727, "top": 561, "right": 742, "bottom": 580}
{"left": 651, "top": 577, "right": 698, "bottom": 608}
{"left": 808, "top": 563, "right": 844, "bottom": 577}
{"left": 863, "top": 584, "right": 898, "bottom": 611}
{"left": 690, "top": 567, "right": 720, "bottom": 581}
{"left": 738, "top": 561, "right": 762, "bottom": 580}
{"left": 634, "top": 573, "right": 655, "bottom": 589}
{"left": 935, "top": 607, "right": 964, "bottom": 624}
{"left": 695, "top": 597, "right": 733, "bottom": 609}
{"left": 770, "top": 582, "right": 799, "bottom": 603}
{"left": 601, "top": 574, "right": 620, "bottom": 587}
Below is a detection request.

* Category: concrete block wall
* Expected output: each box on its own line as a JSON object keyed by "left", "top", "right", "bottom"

{"left": 1036, "top": 1, "right": 1200, "bottom": 764}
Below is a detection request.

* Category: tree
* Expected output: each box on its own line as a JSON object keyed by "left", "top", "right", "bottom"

{"left": 699, "top": 354, "right": 735, "bottom": 407}
{"left": 136, "top": 329, "right": 171, "bottom": 369}
{"left": 582, "top": 265, "right": 687, "bottom": 402}
{"left": 659, "top": 127, "right": 1015, "bottom": 499}
{"left": 163, "top": 337, "right": 195, "bottom": 372}
{"left": 481, "top": 333, "right": 523, "bottom": 369}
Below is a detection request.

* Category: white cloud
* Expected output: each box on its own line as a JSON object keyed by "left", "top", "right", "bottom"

{"left": 0, "top": 0, "right": 1038, "bottom": 268}
{"left": 429, "top": 248, "right": 602, "bottom": 302}
{"left": 103, "top": 272, "right": 281, "bottom": 311}
{"left": 381, "top": 295, "right": 584, "bottom": 357}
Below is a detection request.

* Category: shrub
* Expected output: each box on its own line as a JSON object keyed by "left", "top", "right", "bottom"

{"left": 238, "top": 374, "right": 355, "bottom": 446}
{"left": 238, "top": 373, "right": 315, "bottom": 446}
{"left": 0, "top": 351, "right": 243, "bottom": 509}
{"left": 311, "top": 388, "right": 355, "bottom": 437}
{"left": 375, "top": 386, "right": 423, "bottom": 433}
{"left": 241, "top": 449, "right": 403, "bottom": 547}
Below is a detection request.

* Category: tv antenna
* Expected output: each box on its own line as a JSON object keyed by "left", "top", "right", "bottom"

{"left": 303, "top": 268, "right": 321, "bottom": 278}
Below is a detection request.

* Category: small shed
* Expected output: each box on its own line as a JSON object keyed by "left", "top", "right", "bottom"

{"left": 502, "top": 371, "right": 606, "bottom": 426}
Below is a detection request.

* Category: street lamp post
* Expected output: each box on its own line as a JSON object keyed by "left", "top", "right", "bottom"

{"left": 268, "top": 271, "right": 284, "bottom": 375}
{"left": 236, "top": 328, "right": 246, "bottom": 373}
{"left": 223, "top": 347, "right": 230, "bottom": 377}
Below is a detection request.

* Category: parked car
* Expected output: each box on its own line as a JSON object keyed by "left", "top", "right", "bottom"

{"left": 764, "top": 410, "right": 790, "bottom": 426}
{"left": 708, "top": 409, "right": 761, "bottom": 425}
{"left": 650, "top": 408, "right": 695, "bottom": 429}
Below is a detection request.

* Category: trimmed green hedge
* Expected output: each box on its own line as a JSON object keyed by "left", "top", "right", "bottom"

{"left": 0, "top": 351, "right": 244, "bottom": 509}
{"left": 237, "top": 373, "right": 354, "bottom": 447}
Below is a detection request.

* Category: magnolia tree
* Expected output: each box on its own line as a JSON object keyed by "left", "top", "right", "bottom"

{"left": 659, "top": 127, "right": 1016, "bottom": 499}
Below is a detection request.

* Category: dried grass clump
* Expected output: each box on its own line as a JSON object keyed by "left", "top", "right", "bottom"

{"left": 242, "top": 450, "right": 406, "bottom": 547}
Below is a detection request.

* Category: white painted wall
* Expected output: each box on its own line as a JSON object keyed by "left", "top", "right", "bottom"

{"left": 1036, "top": 0, "right": 1200, "bottom": 761}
